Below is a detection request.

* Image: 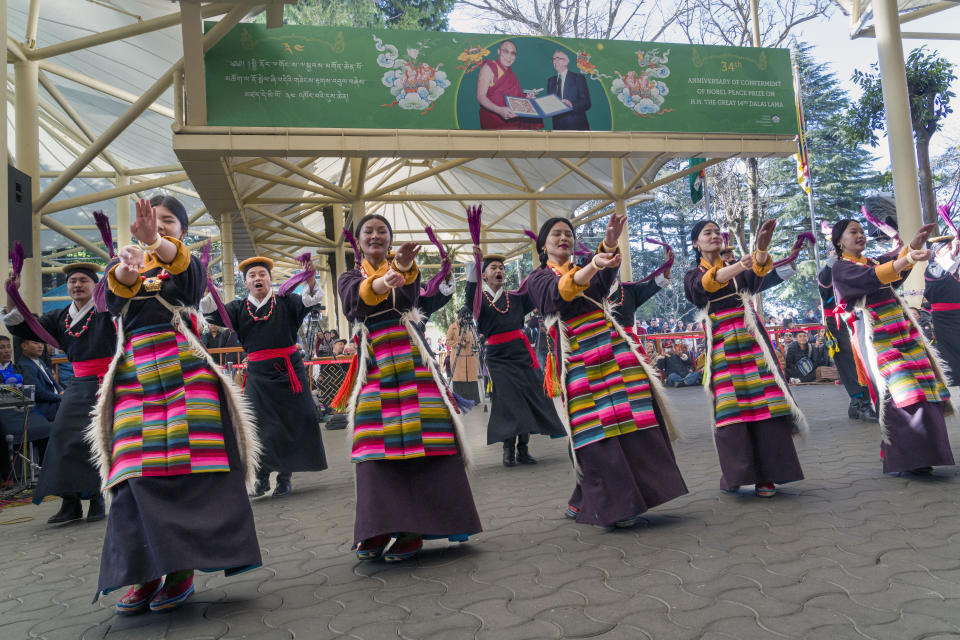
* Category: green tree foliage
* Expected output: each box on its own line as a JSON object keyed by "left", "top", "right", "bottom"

{"left": 842, "top": 46, "right": 956, "bottom": 225}
{"left": 270, "top": 0, "right": 456, "bottom": 31}
{"left": 762, "top": 41, "right": 881, "bottom": 316}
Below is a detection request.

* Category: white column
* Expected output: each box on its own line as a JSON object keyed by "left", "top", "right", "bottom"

{"left": 611, "top": 158, "right": 632, "bottom": 281}
{"left": 874, "top": 0, "right": 924, "bottom": 303}
{"left": 115, "top": 174, "right": 132, "bottom": 248}
{"left": 333, "top": 203, "right": 349, "bottom": 335}
{"left": 221, "top": 212, "right": 235, "bottom": 300}
{"left": 15, "top": 59, "right": 42, "bottom": 310}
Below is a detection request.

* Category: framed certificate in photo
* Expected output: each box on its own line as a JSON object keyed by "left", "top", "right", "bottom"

{"left": 505, "top": 95, "right": 572, "bottom": 118}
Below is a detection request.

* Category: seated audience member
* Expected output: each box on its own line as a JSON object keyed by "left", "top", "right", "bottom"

{"left": 785, "top": 330, "right": 830, "bottom": 383}
{"left": 17, "top": 338, "right": 62, "bottom": 421}
{"left": 656, "top": 341, "right": 700, "bottom": 387}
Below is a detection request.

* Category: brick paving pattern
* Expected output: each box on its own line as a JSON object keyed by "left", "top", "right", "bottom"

{"left": 2, "top": 385, "right": 960, "bottom": 639}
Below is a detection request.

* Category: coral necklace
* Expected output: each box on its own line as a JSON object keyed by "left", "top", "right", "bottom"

{"left": 64, "top": 307, "right": 94, "bottom": 338}
{"left": 483, "top": 288, "right": 510, "bottom": 314}
{"left": 246, "top": 295, "right": 276, "bottom": 322}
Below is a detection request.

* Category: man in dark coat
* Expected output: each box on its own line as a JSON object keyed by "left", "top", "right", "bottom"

{"left": 546, "top": 50, "right": 591, "bottom": 130}
{"left": 201, "top": 256, "right": 327, "bottom": 498}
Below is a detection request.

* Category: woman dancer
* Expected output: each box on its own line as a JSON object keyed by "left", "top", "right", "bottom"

{"left": 335, "top": 214, "right": 481, "bottom": 562}
{"left": 91, "top": 196, "right": 260, "bottom": 613}
{"left": 683, "top": 220, "right": 806, "bottom": 498}
{"left": 831, "top": 219, "right": 954, "bottom": 474}
{"left": 526, "top": 214, "right": 687, "bottom": 528}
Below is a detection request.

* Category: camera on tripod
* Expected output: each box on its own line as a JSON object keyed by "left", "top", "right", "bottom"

{"left": 456, "top": 305, "right": 472, "bottom": 322}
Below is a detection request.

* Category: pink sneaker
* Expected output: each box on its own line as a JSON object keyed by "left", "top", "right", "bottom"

{"left": 115, "top": 578, "right": 163, "bottom": 616}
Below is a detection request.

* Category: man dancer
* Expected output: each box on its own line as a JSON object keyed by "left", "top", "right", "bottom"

{"left": 201, "top": 256, "right": 327, "bottom": 497}
{"left": 466, "top": 248, "right": 566, "bottom": 466}
{"left": 4, "top": 263, "right": 111, "bottom": 523}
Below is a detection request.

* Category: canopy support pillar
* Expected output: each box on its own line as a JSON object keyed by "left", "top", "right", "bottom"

{"left": 221, "top": 212, "right": 235, "bottom": 300}
{"left": 874, "top": 0, "right": 924, "bottom": 304}
{"left": 611, "top": 158, "right": 632, "bottom": 282}
{"left": 333, "top": 203, "right": 349, "bottom": 336}
{"left": 15, "top": 58, "right": 41, "bottom": 310}
{"left": 116, "top": 174, "right": 132, "bottom": 248}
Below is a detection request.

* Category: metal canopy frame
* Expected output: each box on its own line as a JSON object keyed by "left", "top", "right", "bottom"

{"left": 832, "top": 0, "right": 960, "bottom": 39}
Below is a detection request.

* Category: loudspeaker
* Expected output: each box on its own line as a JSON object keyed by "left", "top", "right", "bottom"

{"left": 7, "top": 165, "right": 33, "bottom": 257}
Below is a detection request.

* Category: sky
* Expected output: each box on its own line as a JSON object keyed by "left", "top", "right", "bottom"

{"left": 448, "top": 3, "right": 960, "bottom": 171}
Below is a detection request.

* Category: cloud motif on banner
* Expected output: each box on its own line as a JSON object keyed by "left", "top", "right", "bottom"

{"left": 611, "top": 48, "right": 672, "bottom": 116}
{"left": 374, "top": 35, "right": 448, "bottom": 113}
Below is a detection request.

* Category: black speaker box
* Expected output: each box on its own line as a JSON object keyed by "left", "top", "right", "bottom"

{"left": 7, "top": 165, "right": 33, "bottom": 257}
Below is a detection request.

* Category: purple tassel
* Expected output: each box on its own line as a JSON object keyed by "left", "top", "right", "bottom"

{"left": 452, "top": 390, "right": 476, "bottom": 413}
{"left": 420, "top": 227, "right": 452, "bottom": 297}
{"left": 773, "top": 231, "right": 817, "bottom": 268}
{"left": 524, "top": 229, "right": 538, "bottom": 242}
{"left": 278, "top": 252, "right": 315, "bottom": 297}
{"left": 938, "top": 202, "right": 958, "bottom": 238}
{"left": 10, "top": 241, "right": 24, "bottom": 276}
{"left": 466, "top": 205, "right": 483, "bottom": 319}
{"left": 638, "top": 238, "right": 675, "bottom": 282}
{"left": 342, "top": 227, "right": 361, "bottom": 265}
{"left": 721, "top": 231, "right": 730, "bottom": 248}
{"left": 6, "top": 243, "right": 60, "bottom": 348}
{"left": 861, "top": 204, "right": 899, "bottom": 241}
{"left": 198, "top": 240, "right": 233, "bottom": 330}
{"left": 92, "top": 210, "right": 115, "bottom": 259}
{"left": 200, "top": 238, "right": 212, "bottom": 268}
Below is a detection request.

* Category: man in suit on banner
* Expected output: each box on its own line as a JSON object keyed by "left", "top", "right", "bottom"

{"left": 546, "top": 50, "right": 591, "bottom": 131}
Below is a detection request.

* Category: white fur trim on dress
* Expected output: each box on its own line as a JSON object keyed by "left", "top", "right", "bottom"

{"left": 85, "top": 303, "right": 262, "bottom": 493}
{"left": 850, "top": 291, "right": 955, "bottom": 443}
{"left": 341, "top": 311, "right": 474, "bottom": 471}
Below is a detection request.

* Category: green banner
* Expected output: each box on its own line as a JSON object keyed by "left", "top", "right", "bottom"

{"left": 205, "top": 23, "right": 797, "bottom": 135}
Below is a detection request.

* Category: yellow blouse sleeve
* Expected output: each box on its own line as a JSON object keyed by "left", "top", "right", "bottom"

{"left": 107, "top": 263, "right": 142, "bottom": 299}
{"left": 558, "top": 267, "right": 590, "bottom": 302}
{"left": 359, "top": 275, "right": 390, "bottom": 306}
{"left": 752, "top": 251, "right": 774, "bottom": 277}
{"left": 701, "top": 265, "right": 725, "bottom": 293}
{"left": 392, "top": 259, "right": 419, "bottom": 285}
{"left": 876, "top": 246, "right": 912, "bottom": 285}
{"left": 151, "top": 237, "right": 191, "bottom": 275}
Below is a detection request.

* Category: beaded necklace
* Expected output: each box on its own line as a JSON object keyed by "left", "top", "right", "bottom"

{"left": 609, "top": 283, "right": 625, "bottom": 308}
{"left": 64, "top": 306, "right": 95, "bottom": 338}
{"left": 483, "top": 287, "right": 510, "bottom": 314}
{"left": 246, "top": 294, "right": 276, "bottom": 322}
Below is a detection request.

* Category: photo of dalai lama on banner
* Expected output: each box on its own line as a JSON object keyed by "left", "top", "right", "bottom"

{"left": 469, "top": 38, "right": 602, "bottom": 132}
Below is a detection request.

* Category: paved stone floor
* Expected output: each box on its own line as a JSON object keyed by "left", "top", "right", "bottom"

{"left": 3, "top": 385, "right": 960, "bottom": 639}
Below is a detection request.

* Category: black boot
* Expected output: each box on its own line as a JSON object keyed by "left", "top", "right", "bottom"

{"left": 848, "top": 398, "right": 861, "bottom": 420}
{"left": 47, "top": 495, "right": 83, "bottom": 524}
{"left": 502, "top": 440, "right": 517, "bottom": 467}
{"left": 250, "top": 471, "right": 269, "bottom": 498}
{"left": 86, "top": 494, "right": 106, "bottom": 522}
{"left": 859, "top": 397, "right": 879, "bottom": 423}
{"left": 273, "top": 472, "right": 292, "bottom": 497}
{"left": 516, "top": 434, "right": 537, "bottom": 465}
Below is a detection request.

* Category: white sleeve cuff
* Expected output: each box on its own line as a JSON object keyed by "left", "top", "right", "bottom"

{"left": 775, "top": 264, "right": 797, "bottom": 281}
{"left": 301, "top": 281, "right": 323, "bottom": 307}
{"left": 465, "top": 261, "right": 478, "bottom": 283}
{"left": 2, "top": 307, "right": 25, "bottom": 326}
{"left": 438, "top": 274, "right": 455, "bottom": 296}
{"left": 198, "top": 292, "right": 218, "bottom": 315}
{"left": 654, "top": 273, "right": 672, "bottom": 288}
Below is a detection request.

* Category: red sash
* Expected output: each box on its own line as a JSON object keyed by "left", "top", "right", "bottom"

{"left": 247, "top": 345, "right": 303, "bottom": 393}
{"left": 932, "top": 303, "right": 960, "bottom": 312}
{"left": 487, "top": 329, "right": 537, "bottom": 368}
{"left": 72, "top": 356, "right": 112, "bottom": 380}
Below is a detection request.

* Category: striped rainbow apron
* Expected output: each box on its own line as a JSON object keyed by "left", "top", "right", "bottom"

{"left": 858, "top": 298, "right": 949, "bottom": 408}
{"left": 351, "top": 316, "right": 458, "bottom": 463}
{"left": 106, "top": 324, "right": 229, "bottom": 489}
{"left": 708, "top": 304, "right": 792, "bottom": 428}
{"left": 565, "top": 309, "right": 657, "bottom": 450}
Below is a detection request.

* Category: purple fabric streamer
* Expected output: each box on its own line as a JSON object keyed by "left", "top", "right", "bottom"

{"left": 721, "top": 231, "right": 730, "bottom": 248}
{"left": 773, "top": 231, "right": 816, "bottom": 268}
{"left": 420, "top": 226, "right": 452, "bottom": 297}
{"left": 573, "top": 239, "right": 594, "bottom": 257}
{"left": 523, "top": 229, "right": 538, "bottom": 242}
{"left": 467, "top": 205, "right": 483, "bottom": 319}
{"left": 198, "top": 239, "right": 233, "bottom": 330}
{"left": 6, "top": 242, "right": 60, "bottom": 348}
{"left": 861, "top": 204, "right": 900, "bottom": 242}
{"left": 278, "top": 252, "right": 315, "bottom": 297}
{"left": 938, "top": 202, "right": 958, "bottom": 238}
{"left": 342, "top": 227, "right": 361, "bottom": 264}
{"left": 637, "top": 238, "right": 675, "bottom": 282}
{"left": 93, "top": 210, "right": 115, "bottom": 259}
